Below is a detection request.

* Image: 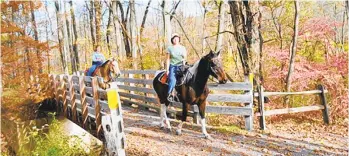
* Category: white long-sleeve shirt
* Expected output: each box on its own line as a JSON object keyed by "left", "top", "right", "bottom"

{"left": 92, "top": 52, "right": 105, "bottom": 62}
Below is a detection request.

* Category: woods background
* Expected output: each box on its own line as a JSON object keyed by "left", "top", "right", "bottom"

{"left": 1, "top": 0, "right": 348, "bottom": 123}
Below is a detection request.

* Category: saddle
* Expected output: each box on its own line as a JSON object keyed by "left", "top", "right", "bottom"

{"left": 159, "top": 64, "right": 192, "bottom": 86}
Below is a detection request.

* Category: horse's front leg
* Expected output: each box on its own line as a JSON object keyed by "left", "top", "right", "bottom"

{"left": 176, "top": 102, "right": 190, "bottom": 135}
{"left": 199, "top": 100, "right": 211, "bottom": 139}
{"left": 98, "top": 81, "right": 110, "bottom": 90}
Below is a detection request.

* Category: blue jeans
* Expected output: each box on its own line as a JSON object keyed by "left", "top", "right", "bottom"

{"left": 168, "top": 64, "right": 179, "bottom": 95}
{"left": 87, "top": 61, "right": 103, "bottom": 76}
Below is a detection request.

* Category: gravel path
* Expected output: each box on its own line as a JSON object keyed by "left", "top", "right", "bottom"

{"left": 121, "top": 107, "right": 348, "bottom": 156}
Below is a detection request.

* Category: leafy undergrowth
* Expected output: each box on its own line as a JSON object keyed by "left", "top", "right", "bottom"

{"left": 264, "top": 48, "right": 348, "bottom": 121}
{"left": 16, "top": 114, "right": 95, "bottom": 156}
{"left": 2, "top": 74, "right": 53, "bottom": 121}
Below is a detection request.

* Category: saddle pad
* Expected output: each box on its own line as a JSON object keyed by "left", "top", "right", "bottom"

{"left": 158, "top": 71, "right": 187, "bottom": 86}
{"left": 160, "top": 73, "right": 168, "bottom": 84}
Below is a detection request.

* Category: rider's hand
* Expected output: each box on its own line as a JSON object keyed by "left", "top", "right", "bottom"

{"left": 166, "top": 70, "right": 169, "bottom": 75}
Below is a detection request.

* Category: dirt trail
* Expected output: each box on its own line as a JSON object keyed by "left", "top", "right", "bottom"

{"left": 121, "top": 107, "right": 348, "bottom": 156}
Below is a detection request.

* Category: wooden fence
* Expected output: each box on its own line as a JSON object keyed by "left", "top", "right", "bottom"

{"left": 256, "top": 85, "right": 330, "bottom": 130}
{"left": 116, "top": 70, "right": 255, "bottom": 130}
{"left": 51, "top": 70, "right": 329, "bottom": 133}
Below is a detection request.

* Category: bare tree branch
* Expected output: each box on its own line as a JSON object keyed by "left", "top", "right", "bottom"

{"left": 140, "top": 0, "right": 152, "bottom": 37}
{"left": 170, "top": 0, "right": 181, "bottom": 21}
{"left": 204, "top": 31, "right": 234, "bottom": 39}
{"left": 171, "top": 15, "right": 200, "bottom": 58}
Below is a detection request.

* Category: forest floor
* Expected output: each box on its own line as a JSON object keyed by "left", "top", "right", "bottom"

{"left": 122, "top": 106, "right": 348, "bottom": 156}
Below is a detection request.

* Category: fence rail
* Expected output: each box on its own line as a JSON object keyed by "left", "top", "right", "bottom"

{"left": 52, "top": 70, "right": 329, "bottom": 133}
{"left": 116, "top": 70, "right": 255, "bottom": 130}
{"left": 257, "top": 85, "right": 329, "bottom": 130}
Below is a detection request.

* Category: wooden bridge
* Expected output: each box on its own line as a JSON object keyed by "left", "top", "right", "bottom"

{"left": 49, "top": 69, "right": 329, "bottom": 140}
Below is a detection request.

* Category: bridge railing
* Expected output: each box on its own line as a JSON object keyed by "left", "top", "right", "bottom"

{"left": 50, "top": 74, "right": 112, "bottom": 138}
{"left": 117, "top": 70, "right": 255, "bottom": 131}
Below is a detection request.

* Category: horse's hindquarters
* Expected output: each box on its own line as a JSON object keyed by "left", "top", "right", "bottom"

{"left": 153, "top": 71, "right": 169, "bottom": 104}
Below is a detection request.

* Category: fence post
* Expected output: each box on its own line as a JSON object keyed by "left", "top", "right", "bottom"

{"left": 61, "top": 75, "right": 68, "bottom": 117}
{"left": 143, "top": 74, "right": 149, "bottom": 103}
{"left": 92, "top": 77, "right": 102, "bottom": 138}
{"left": 79, "top": 76, "right": 89, "bottom": 129}
{"left": 102, "top": 88, "right": 126, "bottom": 156}
{"left": 244, "top": 73, "right": 253, "bottom": 131}
{"left": 129, "top": 73, "right": 135, "bottom": 95}
{"left": 69, "top": 76, "right": 77, "bottom": 122}
{"left": 258, "top": 86, "right": 266, "bottom": 130}
{"left": 318, "top": 85, "right": 330, "bottom": 124}
{"left": 49, "top": 74, "right": 54, "bottom": 97}
{"left": 125, "top": 73, "right": 131, "bottom": 102}
{"left": 54, "top": 75, "right": 61, "bottom": 114}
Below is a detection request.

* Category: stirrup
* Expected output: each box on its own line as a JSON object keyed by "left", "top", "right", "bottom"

{"left": 167, "top": 95, "right": 175, "bottom": 102}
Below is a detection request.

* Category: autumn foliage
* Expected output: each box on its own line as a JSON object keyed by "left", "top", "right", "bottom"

{"left": 1, "top": 1, "right": 51, "bottom": 120}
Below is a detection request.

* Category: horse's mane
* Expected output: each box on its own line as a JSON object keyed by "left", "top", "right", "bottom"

{"left": 185, "top": 56, "right": 210, "bottom": 97}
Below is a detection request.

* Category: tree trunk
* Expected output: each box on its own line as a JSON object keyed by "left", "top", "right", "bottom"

{"left": 345, "top": 1, "right": 349, "bottom": 22}
{"left": 334, "top": 3, "right": 339, "bottom": 54}
{"left": 258, "top": 6, "right": 264, "bottom": 86}
{"left": 69, "top": 1, "right": 80, "bottom": 71}
{"left": 83, "top": 12, "right": 89, "bottom": 69}
{"left": 228, "top": 1, "right": 261, "bottom": 76}
{"left": 29, "top": 2, "right": 42, "bottom": 73}
{"left": 285, "top": 0, "right": 300, "bottom": 93}
{"left": 271, "top": 7, "right": 283, "bottom": 51}
{"left": 215, "top": 0, "right": 225, "bottom": 52}
{"left": 55, "top": 0, "right": 68, "bottom": 74}
{"left": 341, "top": 1, "right": 347, "bottom": 53}
{"left": 88, "top": 1, "right": 96, "bottom": 46}
{"left": 162, "top": 0, "right": 172, "bottom": 48}
{"left": 119, "top": 2, "right": 131, "bottom": 57}
{"left": 129, "top": 0, "right": 138, "bottom": 59}
{"left": 94, "top": 1, "right": 102, "bottom": 45}
{"left": 140, "top": 0, "right": 152, "bottom": 38}
{"left": 64, "top": 1, "right": 75, "bottom": 73}
{"left": 201, "top": 1, "right": 207, "bottom": 54}
{"left": 44, "top": 1, "right": 51, "bottom": 73}
{"left": 107, "top": 4, "right": 113, "bottom": 57}
{"left": 112, "top": 1, "right": 124, "bottom": 60}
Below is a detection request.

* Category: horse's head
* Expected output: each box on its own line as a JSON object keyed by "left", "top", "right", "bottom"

{"left": 108, "top": 57, "right": 121, "bottom": 79}
{"left": 204, "top": 50, "right": 227, "bottom": 84}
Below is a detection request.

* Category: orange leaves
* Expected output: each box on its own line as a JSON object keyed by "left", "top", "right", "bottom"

{"left": 1, "top": 1, "right": 50, "bottom": 120}
{"left": 1, "top": 1, "right": 42, "bottom": 15}
{"left": 1, "top": 20, "right": 24, "bottom": 34}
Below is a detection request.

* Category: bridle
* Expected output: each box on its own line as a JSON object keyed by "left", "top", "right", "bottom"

{"left": 107, "top": 60, "right": 120, "bottom": 82}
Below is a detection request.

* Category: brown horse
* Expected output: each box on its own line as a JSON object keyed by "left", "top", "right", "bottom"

{"left": 153, "top": 51, "right": 227, "bottom": 139}
{"left": 85, "top": 58, "right": 121, "bottom": 89}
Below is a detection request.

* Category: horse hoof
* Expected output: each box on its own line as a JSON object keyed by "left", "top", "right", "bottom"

{"left": 166, "top": 128, "right": 172, "bottom": 133}
{"left": 160, "top": 126, "right": 165, "bottom": 130}
{"left": 204, "top": 134, "right": 212, "bottom": 140}
{"left": 176, "top": 129, "right": 182, "bottom": 135}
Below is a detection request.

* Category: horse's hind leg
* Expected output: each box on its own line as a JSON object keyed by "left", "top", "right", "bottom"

{"left": 160, "top": 103, "right": 172, "bottom": 132}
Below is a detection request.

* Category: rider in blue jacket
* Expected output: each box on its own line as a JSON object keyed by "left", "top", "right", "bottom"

{"left": 87, "top": 45, "right": 105, "bottom": 76}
